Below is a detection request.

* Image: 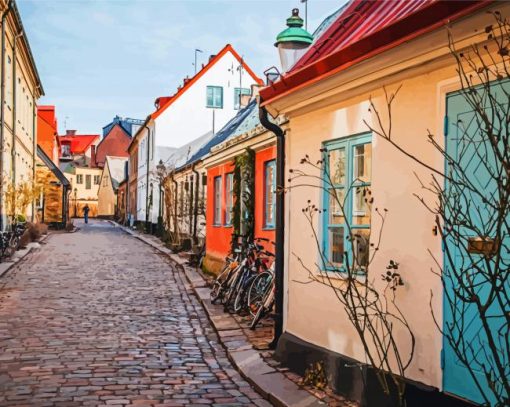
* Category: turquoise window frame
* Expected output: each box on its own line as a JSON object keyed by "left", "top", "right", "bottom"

{"left": 264, "top": 160, "right": 276, "bottom": 229}
{"left": 206, "top": 86, "right": 223, "bottom": 109}
{"left": 213, "top": 176, "right": 222, "bottom": 225}
{"left": 224, "top": 173, "right": 234, "bottom": 226}
{"left": 321, "top": 132, "right": 372, "bottom": 273}
{"left": 234, "top": 87, "right": 251, "bottom": 110}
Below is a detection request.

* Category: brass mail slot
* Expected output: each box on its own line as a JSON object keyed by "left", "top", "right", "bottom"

{"left": 467, "top": 237, "right": 499, "bottom": 256}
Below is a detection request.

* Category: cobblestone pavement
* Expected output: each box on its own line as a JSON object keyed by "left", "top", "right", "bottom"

{"left": 0, "top": 220, "right": 269, "bottom": 406}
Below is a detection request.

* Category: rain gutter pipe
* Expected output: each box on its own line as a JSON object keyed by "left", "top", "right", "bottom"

{"left": 259, "top": 103, "right": 284, "bottom": 348}
{"left": 171, "top": 172, "right": 178, "bottom": 238}
{"left": 0, "top": 0, "right": 12, "bottom": 231}
{"left": 12, "top": 29, "right": 23, "bottom": 190}
{"left": 192, "top": 163, "right": 200, "bottom": 243}
{"left": 144, "top": 124, "right": 150, "bottom": 229}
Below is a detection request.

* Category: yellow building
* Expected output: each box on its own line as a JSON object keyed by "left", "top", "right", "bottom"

{"left": 62, "top": 163, "right": 102, "bottom": 218}
{"left": 98, "top": 156, "right": 127, "bottom": 217}
{"left": 0, "top": 0, "right": 44, "bottom": 229}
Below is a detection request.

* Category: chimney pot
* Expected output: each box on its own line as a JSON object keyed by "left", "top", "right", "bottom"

{"left": 66, "top": 129, "right": 76, "bottom": 136}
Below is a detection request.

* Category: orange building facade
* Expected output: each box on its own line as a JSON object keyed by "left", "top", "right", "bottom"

{"left": 203, "top": 130, "right": 276, "bottom": 272}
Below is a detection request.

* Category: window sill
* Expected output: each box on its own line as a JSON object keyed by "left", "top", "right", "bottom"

{"left": 223, "top": 224, "right": 233, "bottom": 228}
{"left": 262, "top": 226, "right": 275, "bottom": 231}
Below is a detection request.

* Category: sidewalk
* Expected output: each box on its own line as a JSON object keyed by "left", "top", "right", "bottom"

{"left": 113, "top": 223, "right": 336, "bottom": 407}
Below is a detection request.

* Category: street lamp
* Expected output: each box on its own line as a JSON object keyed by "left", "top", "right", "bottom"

{"left": 275, "top": 8, "right": 313, "bottom": 73}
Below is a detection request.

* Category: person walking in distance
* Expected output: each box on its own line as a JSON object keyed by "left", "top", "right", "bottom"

{"left": 83, "top": 204, "right": 90, "bottom": 224}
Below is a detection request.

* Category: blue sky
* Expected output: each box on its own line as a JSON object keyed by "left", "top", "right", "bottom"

{"left": 18, "top": 0, "right": 341, "bottom": 134}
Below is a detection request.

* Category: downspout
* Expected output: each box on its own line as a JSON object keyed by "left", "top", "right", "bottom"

{"left": 171, "top": 171, "right": 178, "bottom": 239}
{"left": 32, "top": 90, "right": 37, "bottom": 222}
{"left": 192, "top": 163, "right": 200, "bottom": 244}
{"left": 259, "top": 104, "right": 284, "bottom": 348}
{"left": 0, "top": 1, "right": 12, "bottom": 230}
{"left": 12, "top": 30, "right": 23, "bottom": 192}
{"left": 144, "top": 125, "right": 150, "bottom": 228}
{"left": 188, "top": 170, "right": 193, "bottom": 237}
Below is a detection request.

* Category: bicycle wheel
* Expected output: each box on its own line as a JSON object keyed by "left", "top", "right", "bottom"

{"left": 247, "top": 271, "right": 273, "bottom": 317}
{"left": 211, "top": 262, "right": 232, "bottom": 304}
{"left": 233, "top": 273, "right": 255, "bottom": 314}
{"left": 250, "top": 290, "right": 274, "bottom": 330}
{"left": 224, "top": 266, "right": 244, "bottom": 310}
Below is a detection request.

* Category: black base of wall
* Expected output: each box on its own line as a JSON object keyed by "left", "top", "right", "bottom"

{"left": 275, "top": 332, "right": 478, "bottom": 407}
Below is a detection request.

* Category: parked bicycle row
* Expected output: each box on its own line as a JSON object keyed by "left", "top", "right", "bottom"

{"left": 210, "top": 234, "right": 275, "bottom": 330}
{"left": 0, "top": 221, "right": 27, "bottom": 261}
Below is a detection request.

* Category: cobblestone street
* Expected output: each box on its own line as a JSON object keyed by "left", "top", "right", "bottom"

{"left": 0, "top": 220, "right": 268, "bottom": 406}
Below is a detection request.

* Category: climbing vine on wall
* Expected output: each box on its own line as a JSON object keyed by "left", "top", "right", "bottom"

{"left": 232, "top": 148, "right": 255, "bottom": 251}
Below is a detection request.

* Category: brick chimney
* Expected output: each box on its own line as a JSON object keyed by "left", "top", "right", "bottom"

{"left": 66, "top": 129, "right": 76, "bottom": 136}
{"left": 90, "top": 145, "right": 96, "bottom": 168}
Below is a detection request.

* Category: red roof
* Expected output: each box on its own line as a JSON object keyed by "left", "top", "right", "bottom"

{"left": 151, "top": 44, "right": 263, "bottom": 120}
{"left": 59, "top": 134, "right": 99, "bottom": 154}
{"left": 260, "top": 0, "right": 493, "bottom": 105}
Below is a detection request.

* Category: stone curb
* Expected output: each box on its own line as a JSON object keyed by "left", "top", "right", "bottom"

{"left": 0, "top": 233, "right": 50, "bottom": 279}
{"left": 110, "top": 221, "right": 324, "bottom": 407}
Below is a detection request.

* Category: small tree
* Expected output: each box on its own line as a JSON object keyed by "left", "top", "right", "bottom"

{"left": 289, "top": 153, "right": 414, "bottom": 406}
{"left": 3, "top": 177, "right": 43, "bottom": 224}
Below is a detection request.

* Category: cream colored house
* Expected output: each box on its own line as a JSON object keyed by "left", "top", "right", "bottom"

{"left": 98, "top": 156, "right": 127, "bottom": 217}
{"left": 260, "top": 1, "right": 508, "bottom": 406}
{"left": 0, "top": 0, "right": 44, "bottom": 228}
{"left": 63, "top": 163, "right": 102, "bottom": 218}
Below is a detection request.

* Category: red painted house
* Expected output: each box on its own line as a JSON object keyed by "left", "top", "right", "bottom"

{"left": 59, "top": 130, "right": 100, "bottom": 162}
{"left": 37, "top": 105, "right": 60, "bottom": 163}
{"left": 201, "top": 98, "right": 279, "bottom": 272}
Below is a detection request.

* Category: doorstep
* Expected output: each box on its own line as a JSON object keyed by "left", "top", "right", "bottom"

{"left": 112, "top": 221, "right": 325, "bottom": 407}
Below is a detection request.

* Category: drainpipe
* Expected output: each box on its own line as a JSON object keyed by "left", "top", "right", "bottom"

{"left": 192, "top": 163, "right": 200, "bottom": 244}
{"left": 0, "top": 1, "right": 12, "bottom": 230}
{"left": 259, "top": 104, "right": 284, "bottom": 348}
{"left": 32, "top": 89, "right": 37, "bottom": 222}
{"left": 144, "top": 125, "right": 150, "bottom": 229}
{"left": 171, "top": 171, "right": 178, "bottom": 239}
{"left": 12, "top": 30, "right": 23, "bottom": 192}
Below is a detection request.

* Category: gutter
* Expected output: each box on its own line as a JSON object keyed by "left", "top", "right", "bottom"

{"left": 0, "top": 0, "right": 12, "bottom": 230}
{"left": 171, "top": 171, "right": 178, "bottom": 240}
{"left": 144, "top": 124, "right": 150, "bottom": 227}
{"left": 192, "top": 163, "right": 200, "bottom": 244}
{"left": 12, "top": 29, "right": 23, "bottom": 190}
{"left": 258, "top": 103, "right": 284, "bottom": 348}
{"left": 260, "top": 0, "right": 494, "bottom": 106}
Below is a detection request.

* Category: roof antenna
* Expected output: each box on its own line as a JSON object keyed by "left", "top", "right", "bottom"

{"left": 193, "top": 48, "right": 203, "bottom": 74}
{"left": 301, "top": 0, "right": 308, "bottom": 30}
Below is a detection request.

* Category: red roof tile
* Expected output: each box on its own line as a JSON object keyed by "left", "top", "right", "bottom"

{"left": 260, "top": 0, "right": 493, "bottom": 105}
{"left": 59, "top": 134, "right": 99, "bottom": 154}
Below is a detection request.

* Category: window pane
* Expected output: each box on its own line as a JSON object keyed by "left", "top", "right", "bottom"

{"left": 353, "top": 186, "right": 371, "bottom": 225}
{"left": 265, "top": 161, "right": 276, "bottom": 227}
{"left": 350, "top": 229, "right": 370, "bottom": 271}
{"left": 329, "top": 227, "right": 344, "bottom": 266}
{"left": 225, "top": 174, "right": 233, "bottom": 225}
{"left": 329, "top": 188, "right": 345, "bottom": 225}
{"left": 329, "top": 148, "right": 346, "bottom": 185}
{"left": 353, "top": 143, "right": 371, "bottom": 182}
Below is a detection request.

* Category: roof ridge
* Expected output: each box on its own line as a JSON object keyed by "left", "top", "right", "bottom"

{"left": 151, "top": 44, "right": 262, "bottom": 120}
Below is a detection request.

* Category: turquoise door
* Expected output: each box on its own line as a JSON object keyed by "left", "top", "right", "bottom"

{"left": 444, "top": 87, "right": 509, "bottom": 405}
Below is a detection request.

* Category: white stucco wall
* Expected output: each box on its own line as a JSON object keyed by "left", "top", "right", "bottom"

{"left": 154, "top": 50, "right": 260, "bottom": 149}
